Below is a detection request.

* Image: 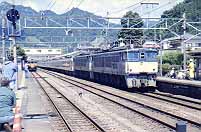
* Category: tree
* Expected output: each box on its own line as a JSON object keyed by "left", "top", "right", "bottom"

{"left": 145, "top": 0, "right": 201, "bottom": 40}
{"left": 10, "top": 46, "right": 26, "bottom": 57}
{"left": 16, "top": 46, "right": 26, "bottom": 57}
{"left": 161, "top": 51, "right": 183, "bottom": 75}
{"left": 118, "top": 11, "right": 143, "bottom": 45}
{"left": 163, "top": 51, "right": 183, "bottom": 65}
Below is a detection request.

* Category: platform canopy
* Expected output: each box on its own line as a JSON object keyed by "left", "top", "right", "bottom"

{"left": 187, "top": 49, "right": 201, "bottom": 58}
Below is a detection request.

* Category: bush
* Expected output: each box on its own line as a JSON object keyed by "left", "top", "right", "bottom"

{"left": 162, "top": 63, "right": 171, "bottom": 75}
{"left": 161, "top": 63, "right": 181, "bottom": 75}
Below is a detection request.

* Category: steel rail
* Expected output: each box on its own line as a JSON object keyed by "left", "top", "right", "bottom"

{"left": 140, "top": 93, "right": 201, "bottom": 111}
{"left": 32, "top": 72, "right": 72, "bottom": 132}
{"left": 33, "top": 72, "right": 106, "bottom": 132}
{"left": 41, "top": 70, "right": 178, "bottom": 129}
{"left": 42, "top": 69, "right": 201, "bottom": 129}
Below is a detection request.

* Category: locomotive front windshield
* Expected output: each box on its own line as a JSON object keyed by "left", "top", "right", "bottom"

{"left": 127, "top": 51, "right": 139, "bottom": 61}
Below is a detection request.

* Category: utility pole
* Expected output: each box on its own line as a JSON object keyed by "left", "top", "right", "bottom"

{"left": 159, "top": 33, "right": 163, "bottom": 76}
{"left": 182, "top": 13, "right": 187, "bottom": 71}
{"left": 140, "top": 2, "right": 159, "bottom": 28}
{"left": 6, "top": 5, "right": 20, "bottom": 90}
{"left": 105, "top": 11, "right": 109, "bottom": 46}
{"left": 1, "top": 12, "right": 6, "bottom": 64}
{"left": 11, "top": 26, "right": 18, "bottom": 91}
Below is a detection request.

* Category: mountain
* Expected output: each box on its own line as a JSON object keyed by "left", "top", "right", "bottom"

{"left": 0, "top": 2, "right": 38, "bottom": 16}
{"left": 162, "top": 0, "right": 201, "bottom": 22}
{"left": 0, "top": 2, "right": 119, "bottom": 51}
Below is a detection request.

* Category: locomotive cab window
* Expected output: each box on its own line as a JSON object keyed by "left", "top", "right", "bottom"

{"left": 127, "top": 51, "right": 139, "bottom": 61}
{"left": 140, "top": 52, "right": 145, "bottom": 59}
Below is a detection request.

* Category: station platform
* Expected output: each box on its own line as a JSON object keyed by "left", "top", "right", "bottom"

{"left": 157, "top": 77, "right": 201, "bottom": 99}
{"left": 12, "top": 68, "right": 57, "bottom": 132}
{"left": 157, "top": 77, "right": 201, "bottom": 87}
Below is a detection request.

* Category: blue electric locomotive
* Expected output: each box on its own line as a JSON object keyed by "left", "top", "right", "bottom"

{"left": 74, "top": 48, "right": 158, "bottom": 88}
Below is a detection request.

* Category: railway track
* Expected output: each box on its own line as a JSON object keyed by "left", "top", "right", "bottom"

{"left": 40, "top": 69, "right": 201, "bottom": 131}
{"left": 151, "top": 92, "right": 201, "bottom": 105}
{"left": 32, "top": 72, "right": 105, "bottom": 132}
{"left": 140, "top": 93, "right": 201, "bottom": 111}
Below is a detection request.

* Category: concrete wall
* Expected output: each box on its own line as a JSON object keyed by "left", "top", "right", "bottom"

{"left": 157, "top": 81, "right": 201, "bottom": 99}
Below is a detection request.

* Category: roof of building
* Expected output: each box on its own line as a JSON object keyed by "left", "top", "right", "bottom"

{"left": 161, "top": 33, "right": 201, "bottom": 43}
{"left": 188, "top": 49, "right": 201, "bottom": 58}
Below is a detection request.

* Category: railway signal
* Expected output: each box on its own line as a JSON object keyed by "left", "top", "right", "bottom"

{"left": 6, "top": 6, "right": 20, "bottom": 29}
{"left": 6, "top": 5, "right": 21, "bottom": 90}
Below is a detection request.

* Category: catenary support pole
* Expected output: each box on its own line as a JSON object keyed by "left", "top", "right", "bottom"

{"left": 1, "top": 12, "right": 6, "bottom": 64}
{"left": 182, "top": 13, "right": 187, "bottom": 71}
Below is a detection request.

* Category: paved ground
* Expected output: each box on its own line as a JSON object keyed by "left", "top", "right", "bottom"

{"left": 20, "top": 72, "right": 54, "bottom": 132}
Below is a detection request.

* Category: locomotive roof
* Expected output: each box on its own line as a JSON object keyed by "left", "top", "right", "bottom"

{"left": 76, "top": 48, "right": 157, "bottom": 57}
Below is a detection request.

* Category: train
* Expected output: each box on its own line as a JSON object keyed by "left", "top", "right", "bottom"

{"left": 39, "top": 48, "right": 158, "bottom": 90}
{"left": 27, "top": 60, "right": 38, "bottom": 71}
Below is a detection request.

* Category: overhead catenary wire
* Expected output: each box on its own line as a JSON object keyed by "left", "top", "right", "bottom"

{"left": 91, "top": 0, "right": 147, "bottom": 18}
{"left": 141, "top": 0, "right": 181, "bottom": 17}
{"left": 109, "top": 0, "right": 147, "bottom": 15}
{"left": 141, "top": 1, "right": 171, "bottom": 17}
{"left": 47, "top": 0, "right": 57, "bottom": 11}
{"left": 63, "top": 0, "right": 74, "bottom": 13}
{"left": 76, "top": 0, "right": 85, "bottom": 8}
{"left": 46, "top": 0, "right": 55, "bottom": 10}
{"left": 68, "top": 0, "right": 85, "bottom": 16}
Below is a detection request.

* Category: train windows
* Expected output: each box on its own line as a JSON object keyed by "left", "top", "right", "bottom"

{"left": 105, "top": 56, "right": 111, "bottom": 67}
{"left": 94, "top": 56, "right": 104, "bottom": 67}
{"left": 37, "top": 50, "right": 42, "bottom": 53}
{"left": 127, "top": 52, "right": 139, "bottom": 61}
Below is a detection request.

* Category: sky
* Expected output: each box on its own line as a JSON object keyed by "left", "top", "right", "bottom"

{"left": 1, "top": 0, "right": 184, "bottom": 18}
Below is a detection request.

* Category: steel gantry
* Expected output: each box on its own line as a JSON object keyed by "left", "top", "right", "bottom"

{"left": 21, "top": 16, "right": 173, "bottom": 30}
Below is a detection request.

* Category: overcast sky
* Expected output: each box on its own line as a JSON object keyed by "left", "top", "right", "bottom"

{"left": 1, "top": 0, "right": 184, "bottom": 17}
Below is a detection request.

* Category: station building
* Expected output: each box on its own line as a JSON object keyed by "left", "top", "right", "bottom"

{"left": 161, "top": 33, "right": 201, "bottom": 51}
{"left": 160, "top": 33, "right": 201, "bottom": 80}
{"left": 23, "top": 48, "right": 63, "bottom": 61}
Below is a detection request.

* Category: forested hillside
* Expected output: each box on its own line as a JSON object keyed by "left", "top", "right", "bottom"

{"left": 146, "top": 0, "right": 201, "bottom": 40}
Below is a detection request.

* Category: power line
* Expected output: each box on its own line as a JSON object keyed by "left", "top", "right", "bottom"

{"left": 45, "top": 0, "right": 56, "bottom": 11}
{"left": 76, "top": 0, "right": 85, "bottom": 8}
{"left": 46, "top": 0, "right": 54, "bottom": 9}
{"left": 109, "top": 0, "right": 147, "bottom": 14}
{"left": 48, "top": 1, "right": 57, "bottom": 10}
{"left": 141, "top": 0, "right": 179, "bottom": 17}
{"left": 63, "top": 0, "right": 74, "bottom": 13}
{"left": 142, "top": 1, "right": 171, "bottom": 16}
{"left": 68, "top": 0, "right": 85, "bottom": 16}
